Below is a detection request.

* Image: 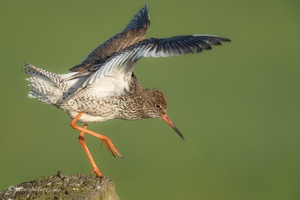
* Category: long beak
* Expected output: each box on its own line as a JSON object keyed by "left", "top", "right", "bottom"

{"left": 161, "top": 114, "right": 185, "bottom": 140}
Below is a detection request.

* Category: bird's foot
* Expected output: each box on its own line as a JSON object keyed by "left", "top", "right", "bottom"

{"left": 91, "top": 167, "right": 103, "bottom": 177}
{"left": 100, "top": 139, "right": 123, "bottom": 158}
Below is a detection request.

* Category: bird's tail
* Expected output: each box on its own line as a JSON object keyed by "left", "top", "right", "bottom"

{"left": 23, "top": 63, "right": 66, "bottom": 105}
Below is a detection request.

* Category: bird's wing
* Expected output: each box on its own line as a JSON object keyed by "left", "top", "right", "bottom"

{"left": 68, "top": 3, "right": 150, "bottom": 74}
{"left": 64, "top": 34, "right": 230, "bottom": 101}
{"left": 83, "top": 35, "right": 230, "bottom": 87}
{"left": 122, "top": 3, "right": 150, "bottom": 33}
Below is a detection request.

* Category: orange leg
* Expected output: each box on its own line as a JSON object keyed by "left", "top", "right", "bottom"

{"left": 70, "top": 112, "right": 122, "bottom": 176}
{"left": 78, "top": 124, "right": 102, "bottom": 177}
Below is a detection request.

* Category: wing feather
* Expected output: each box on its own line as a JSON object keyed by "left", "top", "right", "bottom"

{"left": 81, "top": 35, "right": 230, "bottom": 87}
{"left": 69, "top": 4, "right": 150, "bottom": 73}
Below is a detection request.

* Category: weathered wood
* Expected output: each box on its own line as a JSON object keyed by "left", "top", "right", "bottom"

{"left": 0, "top": 172, "right": 119, "bottom": 200}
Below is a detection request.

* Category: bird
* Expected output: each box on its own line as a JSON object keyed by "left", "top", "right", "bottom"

{"left": 24, "top": 3, "right": 230, "bottom": 177}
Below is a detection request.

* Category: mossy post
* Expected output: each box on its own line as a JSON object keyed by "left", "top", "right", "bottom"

{"left": 0, "top": 172, "right": 119, "bottom": 200}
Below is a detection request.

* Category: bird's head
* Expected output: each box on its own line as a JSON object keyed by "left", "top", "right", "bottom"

{"left": 143, "top": 89, "right": 185, "bottom": 140}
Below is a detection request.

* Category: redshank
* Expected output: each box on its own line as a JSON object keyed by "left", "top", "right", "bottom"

{"left": 24, "top": 4, "right": 230, "bottom": 177}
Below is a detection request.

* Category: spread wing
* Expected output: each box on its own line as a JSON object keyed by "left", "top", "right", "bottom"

{"left": 69, "top": 3, "right": 150, "bottom": 74}
{"left": 63, "top": 34, "right": 230, "bottom": 101}
{"left": 83, "top": 34, "right": 231, "bottom": 87}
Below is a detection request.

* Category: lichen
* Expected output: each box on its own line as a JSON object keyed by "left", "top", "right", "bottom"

{"left": 0, "top": 172, "right": 119, "bottom": 200}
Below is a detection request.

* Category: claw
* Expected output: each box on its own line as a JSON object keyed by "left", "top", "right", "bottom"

{"left": 100, "top": 140, "right": 104, "bottom": 147}
{"left": 91, "top": 168, "right": 102, "bottom": 177}
{"left": 100, "top": 139, "right": 121, "bottom": 158}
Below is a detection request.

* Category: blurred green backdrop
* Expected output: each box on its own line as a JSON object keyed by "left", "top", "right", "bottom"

{"left": 1, "top": 0, "right": 299, "bottom": 199}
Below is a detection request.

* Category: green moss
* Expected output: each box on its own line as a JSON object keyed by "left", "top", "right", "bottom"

{"left": 0, "top": 172, "right": 119, "bottom": 200}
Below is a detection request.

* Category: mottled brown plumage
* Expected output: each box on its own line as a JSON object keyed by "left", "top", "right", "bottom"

{"left": 24, "top": 3, "right": 230, "bottom": 177}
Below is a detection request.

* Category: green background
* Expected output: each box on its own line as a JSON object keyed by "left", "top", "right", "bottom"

{"left": 1, "top": 0, "right": 299, "bottom": 199}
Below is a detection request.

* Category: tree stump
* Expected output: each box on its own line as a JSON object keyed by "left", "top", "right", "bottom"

{"left": 0, "top": 172, "right": 119, "bottom": 200}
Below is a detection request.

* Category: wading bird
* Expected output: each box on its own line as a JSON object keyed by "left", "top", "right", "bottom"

{"left": 24, "top": 4, "right": 230, "bottom": 177}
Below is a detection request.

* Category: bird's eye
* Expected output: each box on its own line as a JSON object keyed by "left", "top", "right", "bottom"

{"left": 155, "top": 104, "right": 162, "bottom": 109}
